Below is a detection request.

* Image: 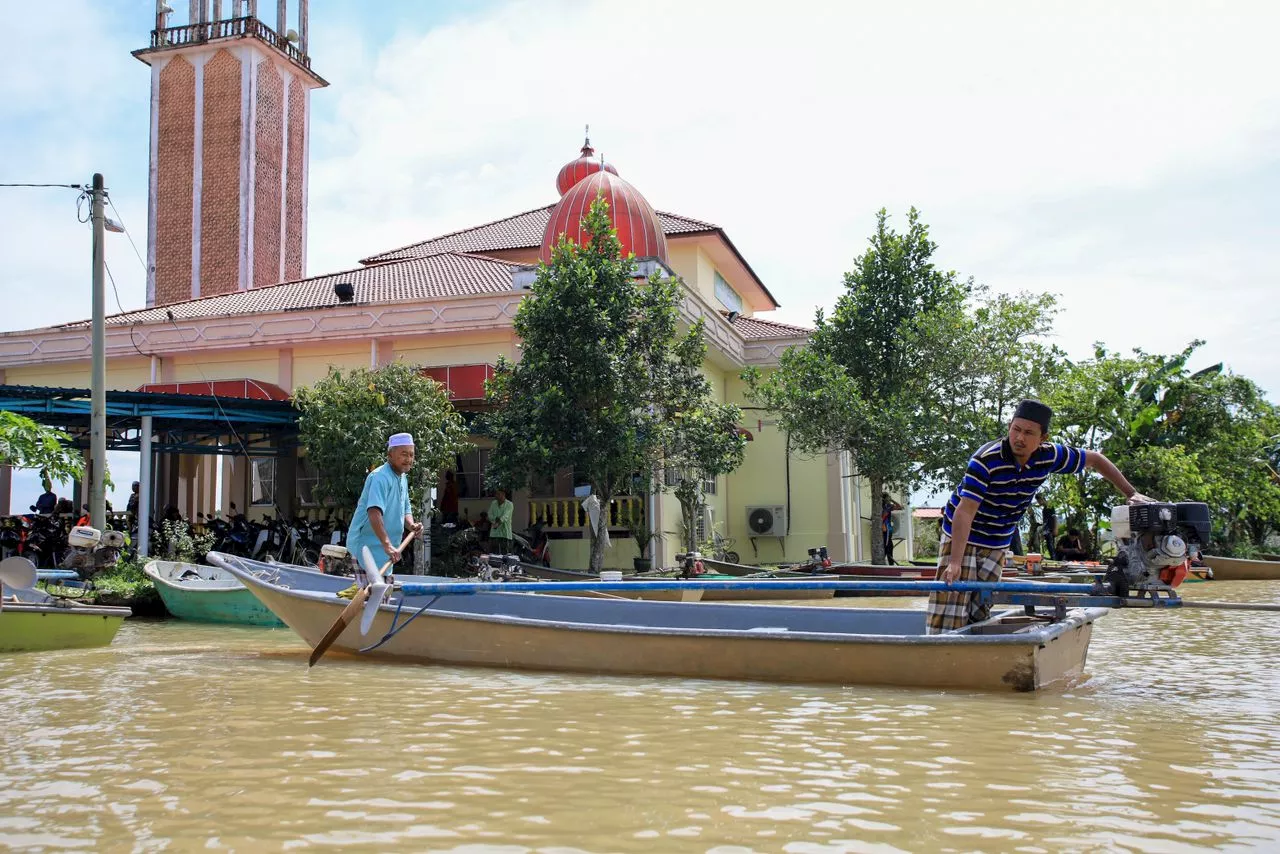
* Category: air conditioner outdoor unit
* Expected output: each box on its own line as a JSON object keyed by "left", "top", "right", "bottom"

{"left": 746, "top": 504, "right": 786, "bottom": 537}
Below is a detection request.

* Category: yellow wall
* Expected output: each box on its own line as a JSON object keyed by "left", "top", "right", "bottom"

{"left": 667, "top": 244, "right": 744, "bottom": 316}
{"left": 6, "top": 357, "right": 151, "bottom": 391}
{"left": 168, "top": 352, "right": 281, "bottom": 384}
{"left": 291, "top": 344, "right": 369, "bottom": 390}
{"left": 394, "top": 329, "right": 517, "bottom": 366}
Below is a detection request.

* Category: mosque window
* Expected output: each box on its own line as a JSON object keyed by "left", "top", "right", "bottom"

{"left": 250, "top": 457, "right": 276, "bottom": 506}
{"left": 297, "top": 456, "right": 320, "bottom": 506}
{"left": 714, "top": 272, "right": 743, "bottom": 313}
{"left": 454, "top": 448, "right": 493, "bottom": 499}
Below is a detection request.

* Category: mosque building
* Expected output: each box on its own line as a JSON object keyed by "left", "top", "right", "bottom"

{"left": 0, "top": 1, "right": 892, "bottom": 567}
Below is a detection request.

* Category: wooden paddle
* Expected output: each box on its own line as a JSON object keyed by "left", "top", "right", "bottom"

{"left": 308, "top": 530, "right": 416, "bottom": 668}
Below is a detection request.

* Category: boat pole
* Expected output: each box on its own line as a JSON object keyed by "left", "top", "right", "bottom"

{"left": 1177, "top": 601, "right": 1280, "bottom": 612}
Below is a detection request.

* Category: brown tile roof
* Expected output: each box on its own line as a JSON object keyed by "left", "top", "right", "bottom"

{"left": 729, "top": 314, "right": 813, "bottom": 340}
{"left": 360, "top": 205, "right": 720, "bottom": 264}
{"left": 59, "top": 252, "right": 521, "bottom": 328}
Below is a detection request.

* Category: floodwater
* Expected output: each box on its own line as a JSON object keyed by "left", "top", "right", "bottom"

{"left": 2, "top": 583, "right": 1280, "bottom": 853}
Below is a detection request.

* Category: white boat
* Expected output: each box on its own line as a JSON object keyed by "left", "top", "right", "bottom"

{"left": 209, "top": 552, "right": 1105, "bottom": 692}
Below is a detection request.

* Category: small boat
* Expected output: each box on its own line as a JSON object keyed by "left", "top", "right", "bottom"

{"left": 1, "top": 558, "right": 130, "bottom": 652}
{"left": 1201, "top": 555, "right": 1280, "bottom": 581}
{"left": 143, "top": 560, "right": 285, "bottom": 627}
{"left": 210, "top": 552, "right": 1106, "bottom": 692}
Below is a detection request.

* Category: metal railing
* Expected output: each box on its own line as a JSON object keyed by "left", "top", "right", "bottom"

{"left": 148, "top": 17, "right": 311, "bottom": 69}
{"left": 526, "top": 496, "right": 644, "bottom": 532}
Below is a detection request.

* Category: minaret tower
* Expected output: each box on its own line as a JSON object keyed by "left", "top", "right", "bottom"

{"left": 133, "top": 1, "right": 327, "bottom": 307}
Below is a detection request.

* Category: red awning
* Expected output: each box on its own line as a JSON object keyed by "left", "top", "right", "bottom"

{"left": 136, "top": 379, "right": 292, "bottom": 401}
{"left": 421, "top": 364, "right": 496, "bottom": 401}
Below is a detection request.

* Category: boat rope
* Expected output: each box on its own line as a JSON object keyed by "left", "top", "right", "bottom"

{"left": 358, "top": 595, "right": 443, "bottom": 653}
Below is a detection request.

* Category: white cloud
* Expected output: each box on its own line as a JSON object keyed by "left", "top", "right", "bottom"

{"left": 303, "top": 0, "right": 1280, "bottom": 390}
{"left": 1, "top": 0, "right": 1277, "bottom": 400}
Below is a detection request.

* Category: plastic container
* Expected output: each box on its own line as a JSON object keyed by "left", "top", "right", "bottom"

{"left": 599, "top": 570, "right": 623, "bottom": 582}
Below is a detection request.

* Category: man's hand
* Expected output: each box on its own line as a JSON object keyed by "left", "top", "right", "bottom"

{"left": 942, "top": 562, "right": 962, "bottom": 584}
{"left": 406, "top": 519, "right": 424, "bottom": 535}
{"left": 382, "top": 542, "right": 401, "bottom": 565}
{"left": 1127, "top": 492, "right": 1155, "bottom": 505}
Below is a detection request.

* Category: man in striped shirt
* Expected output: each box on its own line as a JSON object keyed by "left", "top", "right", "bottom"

{"left": 926, "top": 398, "right": 1151, "bottom": 634}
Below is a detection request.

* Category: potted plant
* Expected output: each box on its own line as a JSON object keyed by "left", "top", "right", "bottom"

{"left": 624, "top": 508, "right": 657, "bottom": 572}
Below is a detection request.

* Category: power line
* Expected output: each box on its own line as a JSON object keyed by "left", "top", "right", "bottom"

{"left": 107, "top": 196, "right": 148, "bottom": 274}
{"left": 0, "top": 182, "right": 82, "bottom": 189}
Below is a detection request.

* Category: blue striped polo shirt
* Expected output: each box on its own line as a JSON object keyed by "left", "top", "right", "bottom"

{"left": 942, "top": 439, "right": 1087, "bottom": 550}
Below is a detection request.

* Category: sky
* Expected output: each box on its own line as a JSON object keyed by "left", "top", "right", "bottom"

{"left": 2, "top": 0, "right": 1279, "bottom": 509}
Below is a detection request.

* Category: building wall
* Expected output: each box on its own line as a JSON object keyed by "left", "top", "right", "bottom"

{"left": 155, "top": 56, "right": 196, "bottom": 307}
{"left": 291, "top": 344, "right": 369, "bottom": 389}
{"left": 199, "top": 48, "right": 243, "bottom": 298}
{"left": 253, "top": 61, "right": 284, "bottom": 289}
{"left": 5, "top": 358, "right": 152, "bottom": 392}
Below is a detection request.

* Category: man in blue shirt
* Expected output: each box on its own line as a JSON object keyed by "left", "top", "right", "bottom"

{"left": 346, "top": 433, "right": 423, "bottom": 581}
{"left": 927, "top": 399, "right": 1151, "bottom": 634}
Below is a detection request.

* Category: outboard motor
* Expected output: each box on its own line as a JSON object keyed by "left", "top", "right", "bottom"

{"left": 1104, "top": 502, "right": 1211, "bottom": 597}
{"left": 473, "top": 553, "right": 525, "bottom": 583}
{"left": 60, "top": 525, "right": 125, "bottom": 577}
{"left": 319, "top": 543, "right": 357, "bottom": 577}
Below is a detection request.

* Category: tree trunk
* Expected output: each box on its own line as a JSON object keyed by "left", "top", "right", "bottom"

{"left": 587, "top": 490, "right": 612, "bottom": 573}
{"left": 869, "top": 473, "right": 886, "bottom": 565}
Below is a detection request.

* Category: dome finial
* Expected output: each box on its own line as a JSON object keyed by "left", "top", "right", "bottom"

{"left": 556, "top": 129, "right": 617, "bottom": 196}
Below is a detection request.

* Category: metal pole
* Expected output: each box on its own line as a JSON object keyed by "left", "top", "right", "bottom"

{"left": 139, "top": 416, "right": 153, "bottom": 558}
{"left": 89, "top": 173, "right": 107, "bottom": 531}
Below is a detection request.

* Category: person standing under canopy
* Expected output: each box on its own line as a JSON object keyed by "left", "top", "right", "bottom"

{"left": 927, "top": 399, "right": 1151, "bottom": 634}
{"left": 346, "top": 433, "right": 424, "bottom": 581}
{"left": 487, "top": 488, "right": 514, "bottom": 556}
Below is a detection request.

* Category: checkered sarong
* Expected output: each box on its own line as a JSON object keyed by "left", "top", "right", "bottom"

{"left": 925, "top": 536, "right": 1006, "bottom": 634}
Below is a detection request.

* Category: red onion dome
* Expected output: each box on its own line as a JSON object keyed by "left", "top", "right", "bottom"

{"left": 556, "top": 139, "right": 619, "bottom": 196}
{"left": 540, "top": 169, "right": 669, "bottom": 266}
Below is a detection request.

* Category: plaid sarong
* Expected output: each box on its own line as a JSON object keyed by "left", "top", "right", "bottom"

{"left": 925, "top": 536, "right": 1005, "bottom": 634}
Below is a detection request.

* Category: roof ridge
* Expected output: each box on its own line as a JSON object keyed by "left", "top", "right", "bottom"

{"left": 359, "top": 203, "right": 557, "bottom": 264}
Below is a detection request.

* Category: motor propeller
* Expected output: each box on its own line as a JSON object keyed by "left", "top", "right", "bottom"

{"left": 359, "top": 545, "right": 392, "bottom": 636}
{"left": 0, "top": 556, "right": 38, "bottom": 590}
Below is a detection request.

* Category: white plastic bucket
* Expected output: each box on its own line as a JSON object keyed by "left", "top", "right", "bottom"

{"left": 599, "top": 570, "right": 623, "bottom": 582}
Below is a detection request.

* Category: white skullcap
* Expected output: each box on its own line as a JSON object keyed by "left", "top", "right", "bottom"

{"left": 387, "top": 432, "right": 414, "bottom": 448}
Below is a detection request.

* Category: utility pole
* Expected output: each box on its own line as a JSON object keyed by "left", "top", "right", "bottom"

{"left": 89, "top": 173, "right": 107, "bottom": 531}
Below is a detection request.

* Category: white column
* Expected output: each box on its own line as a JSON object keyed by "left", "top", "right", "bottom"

{"left": 139, "top": 416, "right": 153, "bottom": 558}
{"left": 904, "top": 501, "right": 915, "bottom": 561}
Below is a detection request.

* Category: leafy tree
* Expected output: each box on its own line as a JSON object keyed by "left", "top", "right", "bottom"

{"left": 294, "top": 361, "right": 471, "bottom": 514}
{"left": 917, "top": 287, "right": 1065, "bottom": 491}
{"left": 1044, "top": 342, "right": 1280, "bottom": 555}
{"left": 745, "top": 208, "right": 970, "bottom": 563}
{"left": 659, "top": 320, "right": 747, "bottom": 552}
{"left": 483, "top": 196, "right": 696, "bottom": 571}
{"left": 0, "top": 411, "right": 84, "bottom": 484}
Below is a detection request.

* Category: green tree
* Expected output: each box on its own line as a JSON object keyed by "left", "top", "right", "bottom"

{"left": 294, "top": 361, "right": 471, "bottom": 514}
{"left": 745, "top": 208, "right": 970, "bottom": 563}
{"left": 917, "top": 288, "right": 1066, "bottom": 491}
{"left": 660, "top": 320, "right": 748, "bottom": 552}
{"left": 482, "top": 196, "right": 693, "bottom": 572}
{"left": 1044, "top": 342, "right": 1280, "bottom": 554}
{"left": 0, "top": 411, "right": 84, "bottom": 484}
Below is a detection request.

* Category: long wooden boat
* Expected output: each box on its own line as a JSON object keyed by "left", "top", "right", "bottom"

{"left": 144, "top": 560, "right": 286, "bottom": 627}
{"left": 520, "top": 563, "right": 833, "bottom": 600}
{"left": 210, "top": 552, "right": 1106, "bottom": 692}
{"left": 1201, "top": 555, "right": 1280, "bottom": 581}
{"left": 0, "top": 586, "right": 130, "bottom": 652}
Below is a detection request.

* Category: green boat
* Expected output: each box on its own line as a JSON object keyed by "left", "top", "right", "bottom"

{"left": 144, "top": 560, "right": 285, "bottom": 627}
{"left": 0, "top": 558, "right": 130, "bottom": 652}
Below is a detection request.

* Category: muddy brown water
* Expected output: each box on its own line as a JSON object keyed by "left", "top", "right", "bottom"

{"left": 2, "top": 582, "right": 1279, "bottom": 852}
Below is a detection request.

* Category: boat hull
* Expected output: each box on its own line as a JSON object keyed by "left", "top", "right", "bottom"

{"left": 1202, "top": 555, "right": 1280, "bottom": 581}
{"left": 144, "top": 561, "right": 285, "bottom": 627}
{"left": 0, "top": 603, "right": 129, "bottom": 652}
{"left": 214, "top": 555, "right": 1103, "bottom": 692}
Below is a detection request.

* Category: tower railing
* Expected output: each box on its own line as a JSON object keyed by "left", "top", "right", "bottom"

{"left": 148, "top": 16, "right": 310, "bottom": 69}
